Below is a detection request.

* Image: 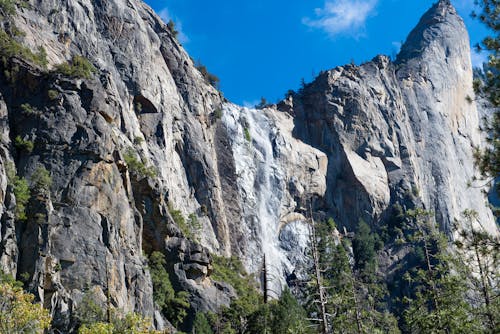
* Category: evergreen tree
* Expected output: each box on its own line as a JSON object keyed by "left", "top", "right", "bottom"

{"left": 401, "top": 209, "right": 481, "bottom": 333}
{"left": 306, "top": 216, "right": 399, "bottom": 333}
{"left": 472, "top": 0, "right": 500, "bottom": 197}
{"left": 454, "top": 209, "right": 499, "bottom": 333}
{"left": 352, "top": 220, "right": 377, "bottom": 280}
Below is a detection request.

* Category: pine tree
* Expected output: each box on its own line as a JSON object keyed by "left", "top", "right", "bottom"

{"left": 401, "top": 209, "right": 482, "bottom": 333}
{"left": 454, "top": 209, "right": 499, "bottom": 333}
{"left": 472, "top": 0, "right": 500, "bottom": 198}
{"left": 306, "top": 215, "right": 399, "bottom": 333}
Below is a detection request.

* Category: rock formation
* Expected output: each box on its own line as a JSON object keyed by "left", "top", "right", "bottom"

{"left": 0, "top": 0, "right": 495, "bottom": 331}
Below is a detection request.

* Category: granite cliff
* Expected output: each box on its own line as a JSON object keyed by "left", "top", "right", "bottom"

{"left": 0, "top": 0, "right": 496, "bottom": 332}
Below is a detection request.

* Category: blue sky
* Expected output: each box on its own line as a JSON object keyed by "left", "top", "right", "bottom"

{"left": 144, "top": 0, "right": 490, "bottom": 106}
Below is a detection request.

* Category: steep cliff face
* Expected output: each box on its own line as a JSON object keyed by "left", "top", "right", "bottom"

{"left": 291, "top": 0, "right": 496, "bottom": 235}
{"left": 0, "top": 0, "right": 496, "bottom": 331}
{"left": 0, "top": 0, "right": 326, "bottom": 330}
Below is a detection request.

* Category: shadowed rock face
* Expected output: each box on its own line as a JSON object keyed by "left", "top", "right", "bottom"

{"left": 0, "top": 0, "right": 496, "bottom": 331}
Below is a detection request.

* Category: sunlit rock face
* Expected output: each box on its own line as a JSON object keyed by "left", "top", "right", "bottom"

{"left": 291, "top": 0, "right": 496, "bottom": 236}
{"left": 0, "top": 0, "right": 496, "bottom": 331}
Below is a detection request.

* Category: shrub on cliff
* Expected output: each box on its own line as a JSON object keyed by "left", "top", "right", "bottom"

{"left": 123, "top": 148, "right": 157, "bottom": 178}
{"left": 55, "top": 55, "right": 96, "bottom": 79}
{"left": 0, "top": 281, "right": 51, "bottom": 333}
{"left": 6, "top": 162, "right": 30, "bottom": 221}
{"left": 148, "top": 251, "right": 190, "bottom": 328}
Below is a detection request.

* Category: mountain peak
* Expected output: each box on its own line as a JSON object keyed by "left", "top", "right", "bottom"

{"left": 396, "top": 0, "right": 464, "bottom": 64}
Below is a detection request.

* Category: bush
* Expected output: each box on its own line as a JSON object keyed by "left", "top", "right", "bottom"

{"left": 0, "top": 0, "right": 28, "bottom": 16}
{"left": 213, "top": 107, "right": 222, "bottom": 120}
{"left": 5, "top": 162, "right": 30, "bottom": 221}
{"left": 47, "top": 89, "right": 58, "bottom": 100}
{"left": 74, "top": 289, "right": 107, "bottom": 326}
{"left": 195, "top": 62, "right": 220, "bottom": 89}
{"left": 123, "top": 148, "right": 156, "bottom": 178}
{"left": 148, "top": 251, "right": 174, "bottom": 310}
{"left": 20, "top": 103, "right": 34, "bottom": 114}
{"left": 133, "top": 136, "right": 144, "bottom": 145}
{"left": 211, "top": 256, "right": 260, "bottom": 306}
{"left": 352, "top": 220, "right": 377, "bottom": 279}
{"left": 55, "top": 55, "right": 96, "bottom": 79}
{"left": 77, "top": 308, "right": 160, "bottom": 334}
{"left": 167, "top": 203, "right": 191, "bottom": 238}
{"left": 0, "top": 281, "right": 52, "bottom": 333}
{"left": 14, "top": 135, "right": 33, "bottom": 153}
{"left": 148, "top": 251, "right": 190, "bottom": 328}
{"left": 0, "top": 30, "right": 47, "bottom": 68}
{"left": 193, "top": 313, "right": 213, "bottom": 334}
{"left": 30, "top": 166, "right": 52, "bottom": 195}
{"left": 244, "top": 127, "right": 251, "bottom": 142}
{"left": 13, "top": 176, "right": 30, "bottom": 221}
{"left": 166, "top": 19, "right": 179, "bottom": 39}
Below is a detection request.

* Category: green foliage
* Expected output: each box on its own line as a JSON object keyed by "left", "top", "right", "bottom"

{"left": 192, "top": 313, "right": 213, "bottom": 334}
{"left": 165, "top": 290, "right": 190, "bottom": 328}
{"left": 12, "top": 176, "right": 29, "bottom": 220}
{"left": 454, "top": 209, "right": 499, "bottom": 332}
{"left": 78, "top": 322, "right": 114, "bottom": 334}
{"left": 201, "top": 278, "right": 311, "bottom": 334}
{"left": 148, "top": 251, "right": 174, "bottom": 310}
{"left": 352, "top": 220, "right": 377, "bottom": 279}
{"left": 123, "top": 148, "right": 156, "bottom": 178}
{"left": 167, "top": 19, "right": 179, "bottom": 39}
{"left": 213, "top": 107, "right": 222, "bottom": 120}
{"left": 0, "top": 270, "right": 23, "bottom": 288}
{"left": 47, "top": 89, "right": 59, "bottom": 101}
{"left": 472, "top": 0, "right": 500, "bottom": 197}
{"left": 55, "top": 55, "right": 96, "bottom": 79}
{"left": 14, "top": 135, "right": 33, "bottom": 153}
{"left": 195, "top": 62, "right": 220, "bottom": 89}
{"left": 75, "top": 289, "right": 107, "bottom": 326}
{"left": 0, "top": 0, "right": 17, "bottom": 15}
{"left": 76, "top": 289, "right": 162, "bottom": 333}
{"left": 399, "top": 209, "right": 482, "bottom": 333}
{"left": 209, "top": 256, "right": 263, "bottom": 332}
{"left": 255, "top": 97, "right": 268, "bottom": 109}
{"left": 77, "top": 312, "right": 161, "bottom": 334}
{"left": 0, "top": 0, "right": 28, "bottom": 16}
{"left": 148, "top": 251, "right": 190, "bottom": 328}
{"left": 167, "top": 203, "right": 190, "bottom": 238}
{"left": 306, "top": 218, "right": 399, "bottom": 334}
{"left": 30, "top": 166, "right": 52, "bottom": 195}
{"left": 20, "top": 103, "right": 35, "bottom": 114}
{"left": 243, "top": 127, "right": 251, "bottom": 142}
{"left": 0, "top": 281, "right": 52, "bottom": 333}
{"left": 402, "top": 256, "right": 482, "bottom": 333}
{"left": 167, "top": 204, "right": 201, "bottom": 240}
{"left": 0, "top": 30, "right": 47, "bottom": 68}
{"left": 258, "top": 289, "right": 311, "bottom": 334}
{"left": 6, "top": 162, "right": 30, "bottom": 221}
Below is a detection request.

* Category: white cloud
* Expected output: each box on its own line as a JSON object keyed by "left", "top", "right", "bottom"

{"left": 392, "top": 41, "right": 402, "bottom": 52}
{"left": 471, "top": 49, "right": 488, "bottom": 69}
{"left": 159, "top": 8, "right": 189, "bottom": 44}
{"left": 302, "top": 0, "right": 378, "bottom": 38}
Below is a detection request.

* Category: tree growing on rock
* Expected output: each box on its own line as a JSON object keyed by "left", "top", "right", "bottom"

{"left": 0, "top": 273, "right": 51, "bottom": 333}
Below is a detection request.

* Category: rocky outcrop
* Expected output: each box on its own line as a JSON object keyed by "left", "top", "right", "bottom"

{"left": 291, "top": 0, "right": 496, "bottom": 236}
{"left": 0, "top": 0, "right": 496, "bottom": 331}
{"left": 0, "top": 0, "right": 326, "bottom": 330}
